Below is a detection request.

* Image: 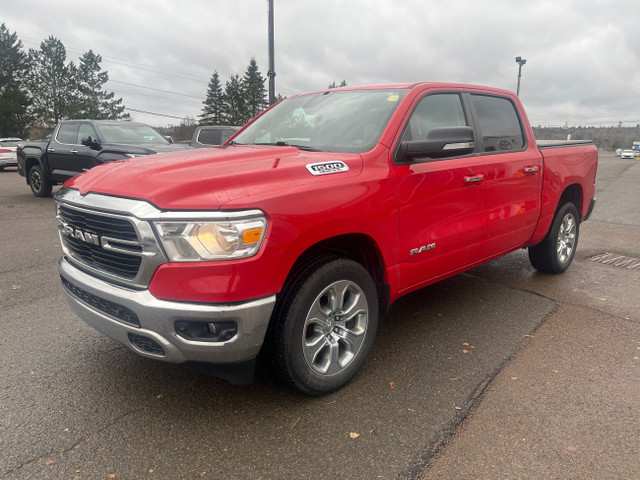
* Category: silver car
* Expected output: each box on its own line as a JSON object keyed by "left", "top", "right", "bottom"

{"left": 0, "top": 137, "right": 22, "bottom": 171}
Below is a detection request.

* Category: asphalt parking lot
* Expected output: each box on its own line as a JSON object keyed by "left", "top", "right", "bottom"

{"left": 1, "top": 153, "right": 639, "bottom": 479}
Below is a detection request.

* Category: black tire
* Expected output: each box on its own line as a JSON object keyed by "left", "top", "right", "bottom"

{"left": 0, "top": 165, "right": 5, "bottom": 172}
{"left": 528, "top": 202, "right": 579, "bottom": 273}
{"left": 269, "top": 256, "right": 379, "bottom": 396}
{"left": 29, "top": 165, "right": 52, "bottom": 197}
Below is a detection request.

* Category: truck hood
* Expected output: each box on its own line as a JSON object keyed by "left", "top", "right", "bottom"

{"left": 101, "top": 142, "right": 190, "bottom": 156}
{"left": 65, "top": 145, "right": 363, "bottom": 210}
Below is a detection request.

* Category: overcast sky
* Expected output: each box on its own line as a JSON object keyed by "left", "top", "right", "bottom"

{"left": 4, "top": 0, "right": 640, "bottom": 127}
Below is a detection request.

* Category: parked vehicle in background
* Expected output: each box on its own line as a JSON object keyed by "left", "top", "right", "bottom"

{"left": 190, "top": 125, "right": 239, "bottom": 148}
{"left": 55, "top": 83, "right": 598, "bottom": 395}
{"left": 17, "top": 120, "right": 189, "bottom": 197}
{"left": 620, "top": 149, "right": 636, "bottom": 159}
{"left": 0, "top": 137, "right": 22, "bottom": 171}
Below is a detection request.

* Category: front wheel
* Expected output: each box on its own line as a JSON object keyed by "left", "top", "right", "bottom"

{"left": 528, "top": 202, "right": 579, "bottom": 273}
{"left": 269, "top": 257, "right": 379, "bottom": 396}
{"left": 29, "top": 165, "right": 52, "bottom": 197}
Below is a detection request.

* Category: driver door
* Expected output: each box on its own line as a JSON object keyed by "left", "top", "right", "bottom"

{"left": 392, "top": 92, "right": 487, "bottom": 293}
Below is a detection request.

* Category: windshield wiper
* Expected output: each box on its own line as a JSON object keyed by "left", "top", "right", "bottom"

{"left": 253, "top": 141, "right": 320, "bottom": 152}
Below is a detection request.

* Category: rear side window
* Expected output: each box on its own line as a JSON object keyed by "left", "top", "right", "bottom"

{"left": 198, "top": 129, "right": 222, "bottom": 145}
{"left": 470, "top": 95, "right": 524, "bottom": 152}
{"left": 56, "top": 123, "right": 79, "bottom": 144}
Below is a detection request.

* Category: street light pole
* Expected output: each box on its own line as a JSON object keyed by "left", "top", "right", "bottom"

{"left": 515, "top": 56, "right": 527, "bottom": 96}
{"left": 267, "top": 0, "right": 276, "bottom": 105}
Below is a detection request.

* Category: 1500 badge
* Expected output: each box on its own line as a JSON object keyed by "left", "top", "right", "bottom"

{"left": 306, "top": 161, "right": 349, "bottom": 176}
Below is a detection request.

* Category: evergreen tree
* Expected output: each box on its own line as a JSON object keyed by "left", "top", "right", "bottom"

{"left": 76, "top": 49, "right": 128, "bottom": 120}
{"left": 27, "top": 36, "right": 78, "bottom": 128}
{"left": 242, "top": 58, "right": 266, "bottom": 120}
{"left": 0, "top": 23, "right": 31, "bottom": 137}
{"left": 221, "top": 74, "right": 246, "bottom": 125}
{"left": 199, "top": 71, "right": 223, "bottom": 125}
{"left": 328, "top": 80, "right": 348, "bottom": 89}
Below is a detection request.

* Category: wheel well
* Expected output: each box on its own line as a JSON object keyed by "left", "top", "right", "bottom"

{"left": 558, "top": 184, "right": 583, "bottom": 220}
{"left": 285, "top": 234, "right": 390, "bottom": 315}
{"left": 25, "top": 157, "right": 40, "bottom": 183}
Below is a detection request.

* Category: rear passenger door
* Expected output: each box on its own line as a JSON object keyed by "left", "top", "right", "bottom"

{"left": 467, "top": 94, "right": 542, "bottom": 257}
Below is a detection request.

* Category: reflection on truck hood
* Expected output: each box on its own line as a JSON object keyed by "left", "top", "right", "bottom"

{"left": 65, "top": 145, "right": 362, "bottom": 210}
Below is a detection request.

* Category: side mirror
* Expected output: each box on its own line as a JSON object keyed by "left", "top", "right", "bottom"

{"left": 164, "top": 135, "right": 174, "bottom": 144}
{"left": 398, "top": 126, "right": 475, "bottom": 162}
{"left": 81, "top": 136, "right": 101, "bottom": 149}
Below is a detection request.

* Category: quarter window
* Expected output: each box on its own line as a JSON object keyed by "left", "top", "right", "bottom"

{"left": 470, "top": 95, "right": 524, "bottom": 152}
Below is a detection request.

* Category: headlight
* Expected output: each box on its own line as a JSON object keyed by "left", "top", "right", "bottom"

{"left": 153, "top": 215, "right": 266, "bottom": 261}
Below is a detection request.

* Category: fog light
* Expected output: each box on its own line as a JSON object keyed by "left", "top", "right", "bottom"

{"left": 175, "top": 320, "right": 237, "bottom": 342}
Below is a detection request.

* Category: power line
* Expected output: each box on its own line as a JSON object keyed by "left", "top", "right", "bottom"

{"left": 108, "top": 79, "right": 203, "bottom": 99}
{"left": 125, "top": 107, "right": 193, "bottom": 120}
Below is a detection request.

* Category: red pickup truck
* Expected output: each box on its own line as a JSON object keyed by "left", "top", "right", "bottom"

{"left": 55, "top": 83, "right": 597, "bottom": 395}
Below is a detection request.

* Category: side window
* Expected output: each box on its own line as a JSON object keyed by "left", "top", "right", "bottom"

{"left": 56, "top": 123, "right": 79, "bottom": 144}
{"left": 198, "top": 128, "right": 222, "bottom": 145}
{"left": 402, "top": 94, "right": 467, "bottom": 142}
{"left": 77, "top": 124, "right": 98, "bottom": 144}
{"left": 470, "top": 95, "right": 524, "bottom": 152}
{"left": 221, "top": 129, "right": 237, "bottom": 143}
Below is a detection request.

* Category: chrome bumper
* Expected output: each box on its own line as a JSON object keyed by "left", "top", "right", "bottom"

{"left": 58, "top": 257, "right": 276, "bottom": 365}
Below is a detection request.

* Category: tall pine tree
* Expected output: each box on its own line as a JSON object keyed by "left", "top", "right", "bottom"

{"left": 27, "top": 36, "right": 78, "bottom": 128}
{"left": 199, "top": 71, "right": 223, "bottom": 125}
{"left": 242, "top": 58, "right": 266, "bottom": 120}
{"left": 76, "top": 49, "right": 128, "bottom": 120}
{"left": 0, "top": 23, "right": 31, "bottom": 137}
{"left": 221, "top": 74, "right": 246, "bottom": 125}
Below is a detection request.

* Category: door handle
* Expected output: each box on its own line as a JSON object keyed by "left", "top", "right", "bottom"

{"left": 523, "top": 166, "right": 539, "bottom": 174}
{"left": 464, "top": 174, "right": 484, "bottom": 184}
{"left": 47, "top": 148, "right": 55, "bottom": 153}
{"left": 70, "top": 149, "right": 78, "bottom": 154}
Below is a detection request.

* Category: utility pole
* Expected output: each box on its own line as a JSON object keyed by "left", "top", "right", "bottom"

{"left": 515, "top": 56, "right": 527, "bottom": 96}
{"left": 268, "top": 0, "right": 276, "bottom": 105}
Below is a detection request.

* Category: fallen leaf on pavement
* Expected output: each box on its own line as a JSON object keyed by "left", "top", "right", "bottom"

{"left": 349, "top": 432, "right": 360, "bottom": 439}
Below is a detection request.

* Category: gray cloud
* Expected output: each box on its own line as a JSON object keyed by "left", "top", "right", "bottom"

{"left": 5, "top": 0, "right": 640, "bottom": 127}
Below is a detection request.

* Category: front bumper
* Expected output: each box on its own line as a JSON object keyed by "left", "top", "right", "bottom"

{"left": 59, "top": 256, "right": 276, "bottom": 366}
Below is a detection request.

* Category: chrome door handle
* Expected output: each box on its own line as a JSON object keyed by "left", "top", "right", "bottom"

{"left": 523, "top": 166, "right": 539, "bottom": 174}
{"left": 70, "top": 149, "right": 78, "bottom": 154}
{"left": 47, "top": 148, "right": 55, "bottom": 153}
{"left": 464, "top": 174, "right": 484, "bottom": 184}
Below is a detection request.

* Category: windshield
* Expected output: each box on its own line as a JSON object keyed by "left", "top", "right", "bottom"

{"left": 233, "top": 89, "right": 407, "bottom": 153}
{"left": 97, "top": 124, "right": 169, "bottom": 145}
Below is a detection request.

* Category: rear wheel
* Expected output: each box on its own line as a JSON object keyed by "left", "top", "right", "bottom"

{"left": 29, "top": 165, "right": 52, "bottom": 197}
{"left": 269, "top": 256, "right": 378, "bottom": 395}
{"left": 528, "top": 202, "right": 579, "bottom": 273}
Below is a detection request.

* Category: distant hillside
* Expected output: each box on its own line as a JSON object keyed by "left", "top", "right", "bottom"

{"left": 532, "top": 126, "right": 640, "bottom": 150}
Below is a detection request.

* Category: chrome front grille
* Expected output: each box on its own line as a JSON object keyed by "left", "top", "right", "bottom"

{"left": 55, "top": 187, "right": 167, "bottom": 289}
{"left": 58, "top": 204, "right": 142, "bottom": 279}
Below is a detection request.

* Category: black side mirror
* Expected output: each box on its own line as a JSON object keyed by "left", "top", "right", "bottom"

{"left": 81, "top": 136, "right": 101, "bottom": 149}
{"left": 398, "top": 126, "right": 475, "bottom": 162}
